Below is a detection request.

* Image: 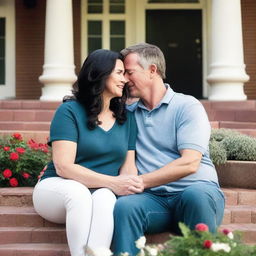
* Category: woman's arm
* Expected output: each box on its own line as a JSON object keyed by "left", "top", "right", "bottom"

{"left": 52, "top": 140, "right": 143, "bottom": 195}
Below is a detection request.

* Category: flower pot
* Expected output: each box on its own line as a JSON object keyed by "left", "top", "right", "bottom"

{"left": 216, "top": 160, "right": 256, "bottom": 189}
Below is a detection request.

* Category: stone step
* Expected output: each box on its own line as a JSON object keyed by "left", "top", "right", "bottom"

{"left": 0, "top": 243, "right": 70, "bottom": 256}
{"left": 2, "top": 187, "right": 256, "bottom": 207}
{"left": 0, "top": 227, "right": 67, "bottom": 244}
{"left": 223, "top": 205, "right": 256, "bottom": 224}
{"left": 0, "top": 130, "right": 49, "bottom": 143}
{"left": 0, "top": 207, "right": 64, "bottom": 228}
{"left": 0, "top": 121, "right": 50, "bottom": 131}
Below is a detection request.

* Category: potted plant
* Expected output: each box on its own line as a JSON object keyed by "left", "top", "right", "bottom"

{"left": 209, "top": 129, "right": 256, "bottom": 189}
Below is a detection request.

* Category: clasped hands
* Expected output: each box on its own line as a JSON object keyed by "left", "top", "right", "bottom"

{"left": 111, "top": 175, "right": 144, "bottom": 196}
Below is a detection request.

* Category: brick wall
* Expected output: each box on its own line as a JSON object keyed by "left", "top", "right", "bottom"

{"left": 15, "top": 0, "right": 81, "bottom": 99}
{"left": 15, "top": 0, "right": 46, "bottom": 99}
{"left": 242, "top": 0, "right": 256, "bottom": 99}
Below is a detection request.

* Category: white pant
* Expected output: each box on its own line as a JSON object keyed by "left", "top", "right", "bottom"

{"left": 32, "top": 177, "right": 116, "bottom": 256}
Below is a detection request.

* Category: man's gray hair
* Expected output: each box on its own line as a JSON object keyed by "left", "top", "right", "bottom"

{"left": 120, "top": 43, "right": 166, "bottom": 79}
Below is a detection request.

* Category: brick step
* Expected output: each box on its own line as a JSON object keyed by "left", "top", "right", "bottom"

{"left": 218, "top": 121, "right": 256, "bottom": 129}
{"left": 0, "top": 243, "right": 70, "bottom": 256}
{"left": 1, "top": 187, "right": 256, "bottom": 207}
{"left": 0, "top": 130, "right": 49, "bottom": 143}
{"left": 146, "top": 224, "right": 256, "bottom": 244}
{"left": 223, "top": 205, "right": 256, "bottom": 224}
{"left": 0, "top": 100, "right": 61, "bottom": 110}
{"left": 220, "top": 223, "right": 256, "bottom": 244}
{"left": 0, "top": 227, "right": 67, "bottom": 244}
{"left": 0, "top": 109, "right": 55, "bottom": 122}
{"left": 201, "top": 100, "right": 256, "bottom": 111}
{"left": 222, "top": 188, "right": 256, "bottom": 206}
{"left": 0, "top": 207, "right": 65, "bottom": 228}
{"left": 0, "top": 121, "right": 50, "bottom": 131}
{"left": 206, "top": 109, "right": 256, "bottom": 122}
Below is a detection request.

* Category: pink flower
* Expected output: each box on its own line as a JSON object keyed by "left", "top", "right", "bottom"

{"left": 9, "top": 177, "right": 18, "bottom": 187}
{"left": 9, "top": 152, "right": 19, "bottom": 161}
{"left": 22, "top": 172, "right": 30, "bottom": 179}
{"left": 16, "top": 147, "right": 26, "bottom": 154}
{"left": 203, "top": 240, "right": 213, "bottom": 249}
{"left": 3, "top": 146, "right": 10, "bottom": 151}
{"left": 3, "top": 169, "right": 12, "bottom": 178}
{"left": 195, "top": 223, "right": 209, "bottom": 232}
{"left": 12, "top": 133, "right": 22, "bottom": 141}
{"left": 222, "top": 229, "right": 230, "bottom": 235}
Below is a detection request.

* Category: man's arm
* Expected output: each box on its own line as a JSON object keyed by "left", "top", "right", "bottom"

{"left": 140, "top": 149, "right": 202, "bottom": 189}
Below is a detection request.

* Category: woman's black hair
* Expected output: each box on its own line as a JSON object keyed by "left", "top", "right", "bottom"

{"left": 66, "top": 49, "right": 127, "bottom": 130}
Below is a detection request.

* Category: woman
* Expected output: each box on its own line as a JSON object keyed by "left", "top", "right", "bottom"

{"left": 33, "top": 49, "right": 144, "bottom": 256}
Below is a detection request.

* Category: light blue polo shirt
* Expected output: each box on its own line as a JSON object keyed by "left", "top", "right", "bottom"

{"left": 127, "top": 84, "right": 219, "bottom": 193}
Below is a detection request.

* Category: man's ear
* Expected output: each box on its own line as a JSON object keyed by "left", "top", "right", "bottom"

{"left": 149, "top": 64, "right": 157, "bottom": 78}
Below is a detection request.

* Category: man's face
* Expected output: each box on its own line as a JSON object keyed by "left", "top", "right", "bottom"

{"left": 124, "top": 53, "right": 151, "bottom": 98}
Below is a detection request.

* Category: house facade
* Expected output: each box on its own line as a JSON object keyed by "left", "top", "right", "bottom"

{"left": 0, "top": 0, "right": 255, "bottom": 101}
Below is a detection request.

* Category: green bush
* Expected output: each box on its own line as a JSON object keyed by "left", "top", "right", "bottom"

{"left": 209, "top": 129, "right": 256, "bottom": 165}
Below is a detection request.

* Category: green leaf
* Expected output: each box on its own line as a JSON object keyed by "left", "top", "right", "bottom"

{"left": 178, "top": 222, "right": 190, "bottom": 238}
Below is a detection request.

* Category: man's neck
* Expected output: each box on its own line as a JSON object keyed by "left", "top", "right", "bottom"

{"left": 141, "top": 82, "right": 167, "bottom": 110}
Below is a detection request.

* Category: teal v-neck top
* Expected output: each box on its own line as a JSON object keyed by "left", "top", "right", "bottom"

{"left": 41, "top": 100, "right": 137, "bottom": 180}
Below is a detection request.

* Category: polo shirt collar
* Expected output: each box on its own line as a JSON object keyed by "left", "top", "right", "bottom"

{"left": 137, "top": 83, "right": 175, "bottom": 110}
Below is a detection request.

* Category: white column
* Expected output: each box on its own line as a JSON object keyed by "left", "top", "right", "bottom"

{"left": 39, "top": 0, "right": 77, "bottom": 101}
{"left": 207, "top": 0, "right": 249, "bottom": 100}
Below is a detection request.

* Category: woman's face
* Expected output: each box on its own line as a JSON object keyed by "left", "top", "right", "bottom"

{"left": 104, "top": 59, "right": 126, "bottom": 98}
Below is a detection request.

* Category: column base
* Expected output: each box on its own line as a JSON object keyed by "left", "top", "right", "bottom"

{"left": 208, "top": 83, "right": 247, "bottom": 101}
{"left": 40, "top": 85, "right": 73, "bottom": 101}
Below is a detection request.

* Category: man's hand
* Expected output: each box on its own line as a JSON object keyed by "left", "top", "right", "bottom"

{"left": 110, "top": 175, "right": 144, "bottom": 196}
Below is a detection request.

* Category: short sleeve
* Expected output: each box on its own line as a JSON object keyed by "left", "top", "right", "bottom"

{"left": 128, "top": 112, "right": 138, "bottom": 150}
{"left": 48, "top": 103, "right": 78, "bottom": 146}
{"left": 176, "top": 101, "right": 211, "bottom": 154}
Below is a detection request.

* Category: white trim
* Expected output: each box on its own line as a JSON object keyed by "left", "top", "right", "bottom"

{"left": 0, "top": 0, "right": 15, "bottom": 99}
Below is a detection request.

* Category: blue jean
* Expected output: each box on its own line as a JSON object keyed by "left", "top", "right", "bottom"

{"left": 112, "top": 182, "right": 225, "bottom": 256}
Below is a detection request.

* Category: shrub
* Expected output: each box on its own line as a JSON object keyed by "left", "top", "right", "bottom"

{"left": 209, "top": 129, "right": 256, "bottom": 165}
{"left": 0, "top": 133, "right": 51, "bottom": 187}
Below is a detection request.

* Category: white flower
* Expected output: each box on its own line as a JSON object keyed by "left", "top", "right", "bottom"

{"left": 145, "top": 246, "right": 158, "bottom": 256}
{"left": 120, "top": 253, "right": 129, "bottom": 256}
{"left": 90, "top": 247, "right": 113, "bottom": 256}
{"left": 135, "top": 236, "right": 146, "bottom": 249}
{"left": 227, "top": 231, "right": 234, "bottom": 239}
{"left": 211, "top": 242, "right": 231, "bottom": 253}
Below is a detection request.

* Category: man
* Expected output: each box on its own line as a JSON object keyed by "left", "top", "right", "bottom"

{"left": 113, "top": 43, "right": 225, "bottom": 256}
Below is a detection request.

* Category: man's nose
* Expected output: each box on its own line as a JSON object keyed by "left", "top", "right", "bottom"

{"left": 124, "top": 73, "right": 129, "bottom": 83}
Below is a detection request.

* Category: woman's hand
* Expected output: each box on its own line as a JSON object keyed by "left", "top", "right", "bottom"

{"left": 110, "top": 175, "right": 144, "bottom": 196}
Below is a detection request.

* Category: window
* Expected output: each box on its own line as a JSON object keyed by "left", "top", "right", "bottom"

{"left": 88, "top": 21, "right": 102, "bottom": 53}
{"left": 148, "top": 0, "right": 199, "bottom": 3}
{"left": 109, "top": 0, "right": 125, "bottom": 14}
{"left": 87, "top": 0, "right": 103, "bottom": 14}
{"left": 110, "top": 21, "right": 125, "bottom": 51}
{"left": 84, "top": 0, "right": 126, "bottom": 55}
{"left": 0, "top": 18, "right": 5, "bottom": 85}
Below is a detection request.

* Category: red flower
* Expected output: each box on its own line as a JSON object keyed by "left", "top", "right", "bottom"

{"left": 16, "top": 147, "right": 26, "bottom": 154}
{"left": 3, "top": 169, "right": 12, "bottom": 178}
{"left": 203, "top": 240, "right": 212, "bottom": 249}
{"left": 9, "top": 177, "right": 18, "bottom": 187}
{"left": 22, "top": 172, "right": 30, "bottom": 179}
{"left": 12, "top": 133, "right": 22, "bottom": 141}
{"left": 3, "top": 146, "right": 10, "bottom": 151}
{"left": 9, "top": 152, "right": 19, "bottom": 161}
{"left": 222, "top": 228, "right": 230, "bottom": 235}
{"left": 195, "top": 223, "right": 209, "bottom": 232}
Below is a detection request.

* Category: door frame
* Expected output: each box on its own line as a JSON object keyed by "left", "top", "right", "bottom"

{"left": 133, "top": 0, "right": 210, "bottom": 98}
{"left": 0, "top": 0, "right": 15, "bottom": 99}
